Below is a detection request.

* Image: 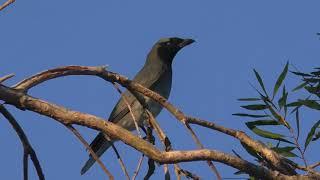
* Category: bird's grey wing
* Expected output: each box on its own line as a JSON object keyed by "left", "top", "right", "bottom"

{"left": 88, "top": 91, "right": 135, "bottom": 153}
{"left": 107, "top": 65, "right": 166, "bottom": 124}
{"left": 82, "top": 67, "right": 168, "bottom": 174}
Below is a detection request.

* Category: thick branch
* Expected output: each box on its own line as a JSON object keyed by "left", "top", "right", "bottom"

{"left": 0, "top": 84, "right": 308, "bottom": 179}
{"left": 12, "top": 65, "right": 296, "bottom": 175}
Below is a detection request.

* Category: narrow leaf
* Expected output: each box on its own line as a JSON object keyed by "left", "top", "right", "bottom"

{"left": 305, "top": 120, "right": 320, "bottom": 150}
{"left": 273, "top": 62, "right": 289, "bottom": 99}
{"left": 267, "top": 104, "right": 290, "bottom": 128}
{"left": 253, "top": 69, "right": 268, "bottom": 97}
{"left": 241, "top": 104, "right": 268, "bottom": 110}
{"left": 271, "top": 146, "right": 297, "bottom": 157}
{"left": 246, "top": 120, "right": 280, "bottom": 126}
{"left": 304, "top": 78, "right": 319, "bottom": 83}
{"left": 305, "top": 86, "right": 320, "bottom": 96}
{"left": 311, "top": 71, "right": 320, "bottom": 76}
{"left": 292, "top": 81, "right": 308, "bottom": 92}
{"left": 299, "top": 100, "right": 320, "bottom": 110}
{"left": 246, "top": 122, "right": 292, "bottom": 144}
{"left": 287, "top": 101, "right": 302, "bottom": 107}
{"left": 291, "top": 71, "right": 311, "bottom": 77}
{"left": 278, "top": 86, "right": 288, "bottom": 110}
{"left": 232, "top": 113, "right": 269, "bottom": 118}
{"left": 237, "top": 98, "right": 261, "bottom": 101}
{"left": 312, "top": 131, "right": 320, "bottom": 141}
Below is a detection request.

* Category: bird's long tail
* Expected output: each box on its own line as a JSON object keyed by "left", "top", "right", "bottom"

{"left": 80, "top": 140, "right": 112, "bottom": 175}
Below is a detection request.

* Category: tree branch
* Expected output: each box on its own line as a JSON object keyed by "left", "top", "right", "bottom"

{"left": 0, "top": 0, "right": 15, "bottom": 11}
{"left": 0, "top": 105, "right": 45, "bottom": 180}
{"left": 11, "top": 65, "right": 296, "bottom": 175}
{"left": 0, "top": 84, "right": 315, "bottom": 179}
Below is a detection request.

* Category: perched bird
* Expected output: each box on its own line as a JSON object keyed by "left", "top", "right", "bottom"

{"left": 81, "top": 37, "right": 194, "bottom": 175}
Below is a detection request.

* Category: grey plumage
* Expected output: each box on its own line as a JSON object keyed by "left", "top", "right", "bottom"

{"left": 81, "top": 37, "right": 194, "bottom": 175}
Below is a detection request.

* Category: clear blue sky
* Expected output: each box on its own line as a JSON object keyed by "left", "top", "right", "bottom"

{"left": 1, "top": 1, "right": 320, "bottom": 179}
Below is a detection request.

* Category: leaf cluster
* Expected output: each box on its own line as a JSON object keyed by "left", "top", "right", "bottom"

{"left": 233, "top": 63, "right": 320, "bottom": 178}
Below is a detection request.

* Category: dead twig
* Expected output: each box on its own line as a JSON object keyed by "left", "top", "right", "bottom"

{"left": 0, "top": 0, "right": 15, "bottom": 11}
{"left": 132, "top": 154, "right": 144, "bottom": 180}
{"left": 0, "top": 74, "right": 14, "bottom": 83}
{"left": 66, "top": 125, "right": 114, "bottom": 179}
{"left": 184, "top": 122, "right": 222, "bottom": 180}
{"left": 0, "top": 104, "right": 44, "bottom": 180}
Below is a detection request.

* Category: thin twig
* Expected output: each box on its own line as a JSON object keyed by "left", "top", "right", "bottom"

{"left": 66, "top": 125, "right": 114, "bottom": 179}
{"left": 0, "top": 0, "right": 15, "bottom": 11}
{"left": 109, "top": 142, "right": 130, "bottom": 180}
{"left": 146, "top": 111, "right": 200, "bottom": 179}
{"left": 132, "top": 154, "right": 144, "bottom": 180}
{"left": 112, "top": 82, "right": 142, "bottom": 137}
{"left": 0, "top": 104, "right": 45, "bottom": 180}
{"left": 310, "top": 162, "right": 320, "bottom": 169}
{"left": 163, "top": 164, "right": 170, "bottom": 180}
{"left": 0, "top": 74, "right": 14, "bottom": 83}
{"left": 185, "top": 122, "right": 222, "bottom": 180}
{"left": 174, "top": 164, "right": 181, "bottom": 180}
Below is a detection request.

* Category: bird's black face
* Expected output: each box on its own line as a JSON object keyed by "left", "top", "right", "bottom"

{"left": 156, "top": 37, "right": 195, "bottom": 63}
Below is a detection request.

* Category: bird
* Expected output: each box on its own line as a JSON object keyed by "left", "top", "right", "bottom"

{"left": 81, "top": 37, "right": 195, "bottom": 175}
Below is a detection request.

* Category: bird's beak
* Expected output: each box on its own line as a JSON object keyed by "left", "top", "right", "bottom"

{"left": 178, "top": 39, "right": 195, "bottom": 48}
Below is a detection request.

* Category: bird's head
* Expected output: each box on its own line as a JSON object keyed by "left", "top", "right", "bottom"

{"left": 148, "top": 37, "right": 195, "bottom": 64}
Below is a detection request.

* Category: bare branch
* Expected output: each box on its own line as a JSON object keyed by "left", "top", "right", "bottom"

{"left": 0, "top": 65, "right": 311, "bottom": 178}
{"left": 184, "top": 122, "right": 221, "bottom": 179}
{"left": 0, "top": 105, "right": 45, "bottom": 180}
{"left": 11, "top": 65, "right": 296, "bottom": 175}
{"left": 0, "top": 82, "right": 316, "bottom": 179}
{"left": 0, "top": 0, "right": 15, "bottom": 11}
{"left": 132, "top": 154, "right": 144, "bottom": 180}
{"left": 0, "top": 73, "right": 14, "bottom": 83}
{"left": 108, "top": 139, "right": 130, "bottom": 180}
{"left": 66, "top": 125, "right": 114, "bottom": 179}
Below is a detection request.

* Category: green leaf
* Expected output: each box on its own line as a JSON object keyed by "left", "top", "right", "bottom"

{"left": 253, "top": 69, "right": 268, "bottom": 97}
{"left": 271, "top": 146, "right": 297, "bottom": 157}
{"left": 299, "top": 100, "right": 320, "bottom": 110}
{"left": 246, "top": 120, "right": 280, "bottom": 126}
{"left": 246, "top": 122, "right": 292, "bottom": 144}
{"left": 311, "top": 71, "right": 320, "bottom": 76}
{"left": 267, "top": 104, "right": 290, "bottom": 128}
{"left": 241, "top": 104, "right": 268, "bottom": 110}
{"left": 312, "top": 131, "right": 320, "bottom": 141}
{"left": 305, "top": 86, "right": 320, "bottom": 96}
{"left": 237, "top": 98, "right": 261, "bottom": 101}
{"left": 304, "top": 78, "right": 319, "bottom": 83}
{"left": 287, "top": 101, "right": 303, "bottom": 107}
{"left": 232, "top": 113, "right": 269, "bottom": 118}
{"left": 273, "top": 62, "right": 289, "bottom": 99}
{"left": 291, "top": 71, "right": 311, "bottom": 77}
{"left": 278, "top": 86, "right": 288, "bottom": 110}
{"left": 305, "top": 120, "right": 320, "bottom": 150}
{"left": 292, "top": 81, "right": 308, "bottom": 92}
